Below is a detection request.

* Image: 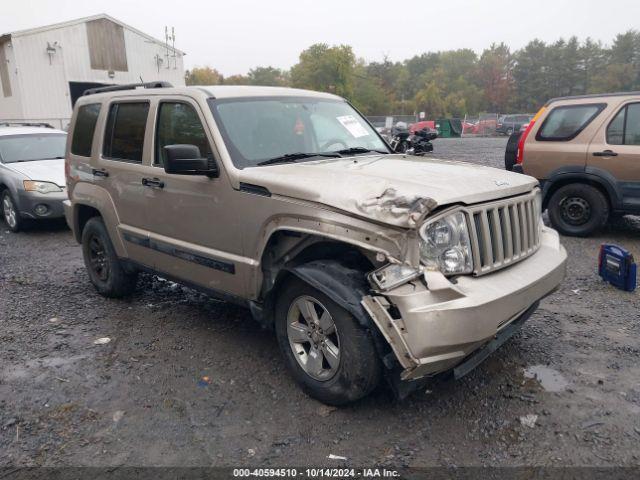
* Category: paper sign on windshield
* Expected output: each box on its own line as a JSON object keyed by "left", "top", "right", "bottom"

{"left": 337, "top": 115, "right": 370, "bottom": 138}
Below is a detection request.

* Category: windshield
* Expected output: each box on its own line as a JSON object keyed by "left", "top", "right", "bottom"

{"left": 208, "top": 97, "right": 389, "bottom": 168}
{"left": 0, "top": 134, "right": 67, "bottom": 164}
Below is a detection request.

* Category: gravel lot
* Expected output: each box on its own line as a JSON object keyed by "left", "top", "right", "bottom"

{"left": 1, "top": 137, "right": 639, "bottom": 468}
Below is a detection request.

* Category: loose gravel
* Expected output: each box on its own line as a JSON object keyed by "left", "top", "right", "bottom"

{"left": 1, "top": 137, "right": 639, "bottom": 467}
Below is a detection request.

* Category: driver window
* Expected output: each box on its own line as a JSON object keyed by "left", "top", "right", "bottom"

{"left": 155, "top": 102, "right": 213, "bottom": 166}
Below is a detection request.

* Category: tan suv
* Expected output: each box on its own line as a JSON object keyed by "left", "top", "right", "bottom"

{"left": 64, "top": 83, "right": 567, "bottom": 404}
{"left": 511, "top": 92, "right": 640, "bottom": 236}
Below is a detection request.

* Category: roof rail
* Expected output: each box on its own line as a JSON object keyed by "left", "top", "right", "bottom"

{"left": 83, "top": 81, "right": 174, "bottom": 96}
{"left": 0, "top": 122, "right": 55, "bottom": 129}
{"left": 545, "top": 90, "right": 640, "bottom": 105}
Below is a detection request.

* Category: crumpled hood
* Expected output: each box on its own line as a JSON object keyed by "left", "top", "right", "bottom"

{"left": 239, "top": 154, "right": 538, "bottom": 228}
{"left": 6, "top": 159, "right": 66, "bottom": 187}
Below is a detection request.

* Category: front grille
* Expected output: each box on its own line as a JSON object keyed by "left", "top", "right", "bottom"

{"left": 467, "top": 190, "right": 541, "bottom": 275}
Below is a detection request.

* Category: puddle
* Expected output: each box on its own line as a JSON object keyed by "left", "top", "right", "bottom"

{"left": 524, "top": 365, "right": 569, "bottom": 392}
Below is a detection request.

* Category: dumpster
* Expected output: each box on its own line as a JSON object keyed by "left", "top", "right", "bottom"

{"left": 435, "top": 118, "right": 462, "bottom": 138}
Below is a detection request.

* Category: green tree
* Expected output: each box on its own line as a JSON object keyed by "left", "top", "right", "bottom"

{"left": 185, "top": 66, "right": 224, "bottom": 86}
{"left": 224, "top": 74, "right": 250, "bottom": 85}
{"left": 351, "top": 60, "right": 394, "bottom": 115}
{"left": 248, "top": 66, "right": 289, "bottom": 86}
{"left": 290, "top": 44, "right": 356, "bottom": 98}
{"left": 477, "top": 43, "right": 513, "bottom": 112}
{"left": 512, "top": 40, "right": 549, "bottom": 111}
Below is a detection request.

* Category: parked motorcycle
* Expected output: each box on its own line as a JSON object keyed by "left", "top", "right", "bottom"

{"left": 389, "top": 124, "right": 438, "bottom": 155}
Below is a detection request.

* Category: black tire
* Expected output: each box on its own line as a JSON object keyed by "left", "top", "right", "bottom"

{"left": 81, "top": 217, "right": 138, "bottom": 298}
{"left": 2, "top": 190, "right": 25, "bottom": 233}
{"left": 275, "top": 277, "right": 381, "bottom": 405}
{"left": 504, "top": 131, "right": 522, "bottom": 171}
{"left": 547, "top": 183, "right": 609, "bottom": 237}
{"left": 506, "top": 127, "right": 514, "bottom": 136}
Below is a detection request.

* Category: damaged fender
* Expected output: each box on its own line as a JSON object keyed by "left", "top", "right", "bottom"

{"left": 283, "top": 260, "right": 372, "bottom": 328}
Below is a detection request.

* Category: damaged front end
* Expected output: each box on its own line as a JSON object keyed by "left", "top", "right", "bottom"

{"left": 356, "top": 190, "right": 567, "bottom": 396}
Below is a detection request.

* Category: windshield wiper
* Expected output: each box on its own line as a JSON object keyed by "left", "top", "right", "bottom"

{"left": 333, "top": 147, "right": 389, "bottom": 156}
{"left": 256, "top": 152, "right": 341, "bottom": 167}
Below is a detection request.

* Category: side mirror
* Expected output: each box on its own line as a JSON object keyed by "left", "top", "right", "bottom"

{"left": 163, "top": 144, "right": 219, "bottom": 177}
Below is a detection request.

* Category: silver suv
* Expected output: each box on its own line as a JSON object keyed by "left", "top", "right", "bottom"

{"left": 64, "top": 83, "right": 567, "bottom": 404}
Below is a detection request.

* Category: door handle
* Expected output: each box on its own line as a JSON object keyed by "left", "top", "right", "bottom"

{"left": 141, "top": 177, "right": 165, "bottom": 189}
{"left": 92, "top": 168, "right": 109, "bottom": 177}
{"left": 592, "top": 150, "right": 618, "bottom": 157}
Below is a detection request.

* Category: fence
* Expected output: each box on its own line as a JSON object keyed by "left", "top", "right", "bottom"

{"left": 366, "top": 115, "right": 418, "bottom": 130}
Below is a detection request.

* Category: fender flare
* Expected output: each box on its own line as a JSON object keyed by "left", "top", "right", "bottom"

{"left": 283, "top": 260, "right": 372, "bottom": 329}
{"left": 541, "top": 167, "right": 622, "bottom": 210}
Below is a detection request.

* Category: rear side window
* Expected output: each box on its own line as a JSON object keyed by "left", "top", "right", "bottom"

{"left": 103, "top": 102, "right": 149, "bottom": 163}
{"left": 155, "top": 102, "right": 213, "bottom": 166}
{"left": 536, "top": 104, "right": 605, "bottom": 141}
{"left": 71, "top": 104, "right": 101, "bottom": 157}
{"left": 607, "top": 103, "right": 640, "bottom": 146}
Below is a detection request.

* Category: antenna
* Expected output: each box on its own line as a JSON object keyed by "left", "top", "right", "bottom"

{"left": 164, "top": 26, "right": 176, "bottom": 70}
{"left": 171, "top": 27, "right": 177, "bottom": 69}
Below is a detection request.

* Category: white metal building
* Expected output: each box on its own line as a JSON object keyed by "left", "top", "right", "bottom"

{"left": 0, "top": 14, "right": 186, "bottom": 129}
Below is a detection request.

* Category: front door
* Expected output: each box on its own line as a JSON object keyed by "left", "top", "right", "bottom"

{"left": 141, "top": 98, "right": 245, "bottom": 296}
{"left": 588, "top": 101, "right": 640, "bottom": 211}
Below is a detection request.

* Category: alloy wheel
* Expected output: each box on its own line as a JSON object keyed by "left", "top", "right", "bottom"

{"left": 2, "top": 194, "right": 17, "bottom": 229}
{"left": 286, "top": 295, "right": 341, "bottom": 381}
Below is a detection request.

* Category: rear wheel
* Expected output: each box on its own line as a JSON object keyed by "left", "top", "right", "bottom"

{"left": 2, "top": 190, "right": 24, "bottom": 233}
{"left": 81, "top": 217, "right": 138, "bottom": 297}
{"left": 275, "top": 277, "right": 381, "bottom": 405}
{"left": 547, "top": 183, "right": 609, "bottom": 237}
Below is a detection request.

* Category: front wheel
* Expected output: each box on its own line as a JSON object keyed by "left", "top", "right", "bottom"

{"left": 2, "top": 190, "right": 25, "bottom": 232}
{"left": 275, "top": 277, "right": 381, "bottom": 405}
{"left": 81, "top": 217, "right": 138, "bottom": 297}
{"left": 547, "top": 183, "right": 609, "bottom": 237}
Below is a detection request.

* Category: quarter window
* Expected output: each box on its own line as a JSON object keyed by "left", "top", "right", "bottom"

{"left": 536, "top": 104, "right": 605, "bottom": 141}
{"left": 155, "top": 102, "right": 212, "bottom": 166}
{"left": 608, "top": 103, "right": 640, "bottom": 146}
{"left": 103, "top": 102, "right": 149, "bottom": 163}
{"left": 71, "top": 104, "right": 101, "bottom": 157}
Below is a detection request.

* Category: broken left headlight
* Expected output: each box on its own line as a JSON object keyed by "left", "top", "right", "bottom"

{"left": 419, "top": 211, "right": 473, "bottom": 275}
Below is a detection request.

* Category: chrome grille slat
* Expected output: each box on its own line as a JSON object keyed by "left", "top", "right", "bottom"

{"left": 467, "top": 191, "right": 541, "bottom": 276}
{"left": 502, "top": 206, "right": 513, "bottom": 260}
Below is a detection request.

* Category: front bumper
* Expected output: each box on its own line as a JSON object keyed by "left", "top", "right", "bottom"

{"left": 362, "top": 227, "right": 567, "bottom": 381}
{"left": 16, "top": 189, "right": 67, "bottom": 219}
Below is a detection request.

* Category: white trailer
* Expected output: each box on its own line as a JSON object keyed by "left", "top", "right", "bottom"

{"left": 0, "top": 14, "right": 186, "bottom": 129}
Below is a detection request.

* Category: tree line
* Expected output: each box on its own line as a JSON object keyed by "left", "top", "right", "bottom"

{"left": 186, "top": 31, "right": 640, "bottom": 118}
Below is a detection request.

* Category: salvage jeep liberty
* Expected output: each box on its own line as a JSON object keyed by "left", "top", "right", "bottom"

{"left": 64, "top": 83, "right": 567, "bottom": 405}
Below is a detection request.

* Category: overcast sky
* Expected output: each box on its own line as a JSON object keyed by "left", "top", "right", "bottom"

{"left": 4, "top": 0, "right": 639, "bottom": 75}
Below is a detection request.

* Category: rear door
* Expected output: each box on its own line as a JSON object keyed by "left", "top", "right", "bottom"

{"left": 523, "top": 102, "right": 606, "bottom": 179}
{"left": 92, "top": 99, "right": 157, "bottom": 263}
{"left": 588, "top": 100, "right": 640, "bottom": 210}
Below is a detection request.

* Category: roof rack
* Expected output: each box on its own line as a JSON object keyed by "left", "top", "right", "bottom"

{"left": 0, "top": 122, "right": 55, "bottom": 129}
{"left": 83, "top": 81, "right": 174, "bottom": 97}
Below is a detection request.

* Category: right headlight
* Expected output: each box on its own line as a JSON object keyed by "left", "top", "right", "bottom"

{"left": 419, "top": 211, "right": 473, "bottom": 275}
{"left": 23, "top": 180, "right": 63, "bottom": 194}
